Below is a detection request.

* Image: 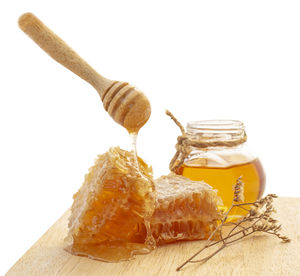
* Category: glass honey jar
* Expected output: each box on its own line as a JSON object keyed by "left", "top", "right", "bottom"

{"left": 172, "top": 120, "right": 266, "bottom": 218}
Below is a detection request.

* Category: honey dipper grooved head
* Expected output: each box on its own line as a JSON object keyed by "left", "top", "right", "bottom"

{"left": 111, "top": 89, "right": 151, "bottom": 133}
{"left": 102, "top": 81, "right": 151, "bottom": 133}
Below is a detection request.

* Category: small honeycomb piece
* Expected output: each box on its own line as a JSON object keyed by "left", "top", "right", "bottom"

{"left": 66, "top": 147, "right": 155, "bottom": 262}
{"left": 132, "top": 173, "right": 222, "bottom": 245}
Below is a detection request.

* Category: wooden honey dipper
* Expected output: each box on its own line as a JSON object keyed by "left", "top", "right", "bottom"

{"left": 18, "top": 13, "right": 151, "bottom": 133}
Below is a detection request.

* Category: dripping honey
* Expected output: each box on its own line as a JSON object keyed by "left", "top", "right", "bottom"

{"left": 177, "top": 158, "right": 266, "bottom": 218}
{"left": 129, "top": 132, "right": 139, "bottom": 169}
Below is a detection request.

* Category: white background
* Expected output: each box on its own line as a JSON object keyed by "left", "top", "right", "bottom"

{"left": 1, "top": 0, "right": 300, "bottom": 274}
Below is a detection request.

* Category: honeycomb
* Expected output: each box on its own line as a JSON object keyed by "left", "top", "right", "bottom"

{"left": 66, "top": 148, "right": 221, "bottom": 262}
{"left": 66, "top": 147, "right": 155, "bottom": 262}
{"left": 132, "top": 173, "right": 222, "bottom": 245}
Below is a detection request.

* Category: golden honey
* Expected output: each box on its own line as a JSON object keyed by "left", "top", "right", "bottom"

{"left": 178, "top": 158, "right": 265, "bottom": 218}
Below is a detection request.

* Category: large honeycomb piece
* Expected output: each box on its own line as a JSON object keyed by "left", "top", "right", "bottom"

{"left": 66, "top": 148, "right": 221, "bottom": 262}
{"left": 66, "top": 147, "right": 155, "bottom": 262}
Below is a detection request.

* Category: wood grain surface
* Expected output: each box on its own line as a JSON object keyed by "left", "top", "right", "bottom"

{"left": 7, "top": 198, "right": 300, "bottom": 276}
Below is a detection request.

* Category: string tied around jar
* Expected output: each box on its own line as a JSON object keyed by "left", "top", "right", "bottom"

{"left": 166, "top": 110, "right": 248, "bottom": 172}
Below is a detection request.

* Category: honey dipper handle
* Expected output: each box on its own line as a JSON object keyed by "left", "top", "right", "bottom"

{"left": 18, "top": 13, "right": 113, "bottom": 97}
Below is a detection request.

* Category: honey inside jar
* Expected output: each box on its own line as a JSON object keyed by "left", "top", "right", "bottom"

{"left": 178, "top": 157, "right": 265, "bottom": 218}
{"left": 173, "top": 120, "right": 266, "bottom": 219}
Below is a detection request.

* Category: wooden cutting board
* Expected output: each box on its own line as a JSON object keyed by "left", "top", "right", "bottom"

{"left": 7, "top": 198, "right": 300, "bottom": 276}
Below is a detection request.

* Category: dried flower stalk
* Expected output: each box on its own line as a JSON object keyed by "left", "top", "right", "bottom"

{"left": 176, "top": 177, "right": 291, "bottom": 271}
